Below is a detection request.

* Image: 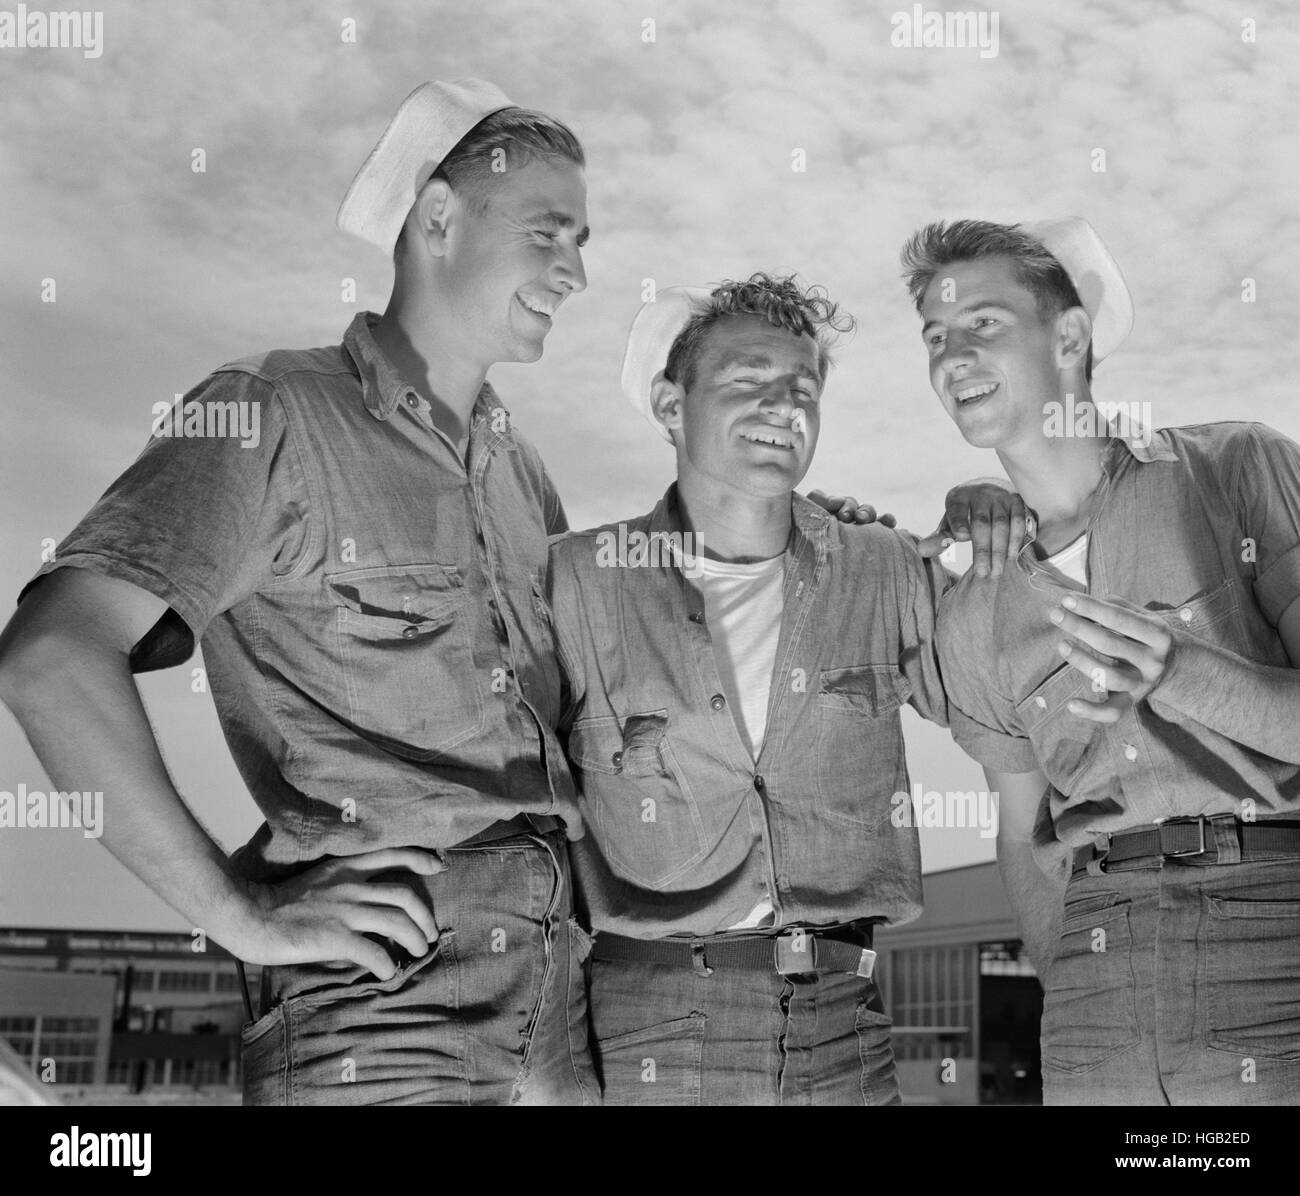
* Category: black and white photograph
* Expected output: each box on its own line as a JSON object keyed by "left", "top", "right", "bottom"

{"left": 0, "top": 0, "right": 1296, "bottom": 1166}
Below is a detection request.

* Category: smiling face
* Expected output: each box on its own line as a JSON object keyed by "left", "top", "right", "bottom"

{"left": 442, "top": 156, "right": 589, "bottom": 367}
{"left": 918, "top": 256, "right": 1066, "bottom": 450}
{"left": 668, "top": 313, "right": 823, "bottom": 497}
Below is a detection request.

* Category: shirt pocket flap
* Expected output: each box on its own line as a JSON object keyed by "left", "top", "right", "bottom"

{"left": 1155, "top": 579, "right": 1239, "bottom": 635}
{"left": 569, "top": 711, "right": 671, "bottom": 778}
{"left": 328, "top": 564, "right": 462, "bottom": 638}
{"left": 818, "top": 664, "right": 910, "bottom": 716}
{"left": 1015, "top": 664, "right": 1089, "bottom": 732}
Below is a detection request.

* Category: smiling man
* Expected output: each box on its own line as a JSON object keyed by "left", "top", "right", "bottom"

{"left": 0, "top": 80, "right": 596, "bottom": 1104}
{"left": 905, "top": 217, "right": 1300, "bottom": 1105}
{"left": 547, "top": 274, "right": 953, "bottom": 1105}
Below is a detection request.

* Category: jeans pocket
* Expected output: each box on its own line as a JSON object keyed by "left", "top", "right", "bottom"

{"left": 1041, "top": 902, "right": 1141, "bottom": 1075}
{"left": 854, "top": 1002, "right": 901, "bottom": 1105}
{"left": 1205, "top": 893, "right": 1300, "bottom": 1062}
{"left": 240, "top": 1003, "right": 289, "bottom": 1106}
{"left": 594, "top": 1013, "right": 706, "bottom": 1105}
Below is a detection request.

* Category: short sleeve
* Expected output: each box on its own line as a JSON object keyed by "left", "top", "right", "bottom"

{"left": 936, "top": 581, "right": 1040, "bottom": 772}
{"left": 1236, "top": 422, "right": 1300, "bottom": 626}
{"left": 895, "top": 534, "right": 950, "bottom": 728}
{"left": 545, "top": 534, "right": 586, "bottom": 730}
{"left": 18, "top": 369, "right": 308, "bottom": 671}
{"left": 540, "top": 460, "right": 568, "bottom": 537}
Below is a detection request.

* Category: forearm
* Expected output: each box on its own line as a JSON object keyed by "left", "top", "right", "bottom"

{"left": 1149, "top": 630, "right": 1300, "bottom": 765}
{"left": 0, "top": 637, "right": 256, "bottom": 946}
{"left": 996, "top": 838, "right": 1064, "bottom": 982}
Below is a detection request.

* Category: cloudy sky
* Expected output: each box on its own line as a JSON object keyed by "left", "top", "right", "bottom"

{"left": 1, "top": 0, "right": 1297, "bottom": 930}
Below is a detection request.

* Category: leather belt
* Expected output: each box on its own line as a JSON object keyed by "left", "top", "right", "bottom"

{"left": 593, "top": 923, "right": 877, "bottom": 979}
{"left": 1072, "top": 815, "right": 1300, "bottom": 876}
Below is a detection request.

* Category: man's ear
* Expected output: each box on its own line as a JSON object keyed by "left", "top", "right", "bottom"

{"left": 650, "top": 372, "right": 685, "bottom": 441}
{"left": 1054, "top": 306, "right": 1093, "bottom": 374}
{"left": 407, "top": 177, "right": 455, "bottom": 257}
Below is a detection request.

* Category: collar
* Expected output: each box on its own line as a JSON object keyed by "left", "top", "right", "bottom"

{"left": 646, "top": 483, "right": 831, "bottom": 566}
{"left": 1101, "top": 418, "right": 1179, "bottom": 473}
{"left": 341, "top": 311, "right": 505, "bottom": 431}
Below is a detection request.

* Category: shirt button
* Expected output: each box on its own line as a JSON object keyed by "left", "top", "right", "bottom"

{"left": 1123, "top": 743, "right": 1138, "bottom": 761}
{"left": 1179, "top": 608, "right": 1193, "bottom": 623}
{"left": 1035, "top": 696, "right": 1047, "bottom": 709}
{"left": 611, "top": 750, "right": 623, "bottom": 770}
{"left": 401, "top": 625, "right": 420, "bottom": 639}
{"left": 710, "top": 694, "right": 726, "bottom": 711}
{"left": 753, "top": 775, "right": 765, "bottom": 792}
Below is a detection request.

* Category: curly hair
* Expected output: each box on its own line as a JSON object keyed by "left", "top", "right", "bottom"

{"left": 899, "top": 219, "right": 1093, "bottom": 381}
{"left": 663, "top": 272, "right": 855, "bottom": 394}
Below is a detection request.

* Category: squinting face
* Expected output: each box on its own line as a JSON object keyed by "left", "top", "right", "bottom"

{"left": 918, "top": 256, "right": 1062, "bottom": 450}
{"left": 444, "top": 156, "right": 589, "bottom": 367}
{"left": 676, "top": 313, "right": 823, "bottom": 497}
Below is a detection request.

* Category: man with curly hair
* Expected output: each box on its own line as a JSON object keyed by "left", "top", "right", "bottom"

{"left": 546, "top": 274, "right": 952, "bottom": 1104}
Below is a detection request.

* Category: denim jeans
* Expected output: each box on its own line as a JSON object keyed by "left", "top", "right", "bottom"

{"left": 1042, "top": 853, "right": 1300, "bottom": 1105}
{"left": 240, "top": 830, "right": 598, "bottom": 1104}
{"left": 588, "top": 953, "right": 899, "bottom": 1105}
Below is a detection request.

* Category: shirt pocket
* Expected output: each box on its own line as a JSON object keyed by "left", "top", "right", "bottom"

{"left": 1154, "top": 578, "right": 1239, "bottom": 639}
{"left": 327, "top": 563, "right": 484, "bottom": 761}
{"left": 1015, "top": 664, "right": 1094, "bottom": 791}
{"left": 568, "top": 710, "right": 708, "bottom": 891}
{"left": 814, "top": 664, "right": 911, "bottom": 828}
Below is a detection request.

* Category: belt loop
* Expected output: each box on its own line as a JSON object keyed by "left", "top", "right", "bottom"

{"left": 1210, "top": 815, "right": 1241, "bottom": 865}
{"left": 691, "top": 941, "right": 713, "bottom": 978}
{"left": 1085, "top": 834, "right": 1110, "bottom": 877}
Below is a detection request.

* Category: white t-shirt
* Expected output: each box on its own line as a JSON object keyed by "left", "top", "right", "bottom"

{"left": 695, "top": 552, "right": 784, "bottom": 930}
{"left": 1046, "top": 532, "right": 1088, "bottom": 586}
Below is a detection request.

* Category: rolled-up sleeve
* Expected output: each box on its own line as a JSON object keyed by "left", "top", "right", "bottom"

{"left": 936, "top": 580, "right": 1040, "bottom": 772}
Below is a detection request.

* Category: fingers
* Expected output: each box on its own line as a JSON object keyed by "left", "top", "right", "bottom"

{"left": 1051, "top": 606, "right": 1148, "bottom": 665}
{"left": 879, "top": 512, "right": 897, "bottom": 529}
{"left": 1057, "top": 639, "right": 1143, "bottom": 694}
{"left": 988, "top": 508, "right": 1011, "bottom": 578}
{"left": 916, "top": 525, "right": 956, "bottom": 559}
{"left": 1006, "top": 507, "right": 1027, "bottom": 562}
{"left": 341, "top": 881, "right": 438, "bottom": 943}
{"left": 339, "top": 848, "right": 446, "bottom": 877}
{"left": 1060, "top": 593, "right": 1170, "bottom": 650}
{"left": 345, "top": 905, "right": 431, "bottom": 962}
{"left": 969, "top": 510, "right": 993, "bottom": 578}
{"left": 1064, "top": 691, "right": 1131, "bottom": 724}
{"left": 339, "top": 932, "right": 400, "bottom": 982}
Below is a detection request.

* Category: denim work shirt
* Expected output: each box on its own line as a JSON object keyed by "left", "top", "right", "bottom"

{"left": 547, "top": 484, "right": 950, "bottom": 938}
{"left": 22, "top": 313, "right": 579, "bottom": 879}
{"left": 937, "top": 422, "right": 1300, "bottom": 867}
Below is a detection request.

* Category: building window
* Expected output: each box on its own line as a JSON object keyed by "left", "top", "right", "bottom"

{"left": 213, "top": 971, "right": 242, "bottom": 993}
{"left": 157, "top": 971, "right": 212, "bottom": 993}
{"left": 879, "top": 944, "right": 977, "bottom": 1061}
{"left": 0, "top": 1015, "right": 38, "bottom": 1063}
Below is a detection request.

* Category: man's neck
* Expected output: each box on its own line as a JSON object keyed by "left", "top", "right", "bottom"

{"left": 373, "top": 292, "right": 487, "bottom": 445}
{"left": 994, "top": 388, "right": 1110, "bottom": 550}
{"left": 675, "top": 475, "right": 792, "bottom": 563}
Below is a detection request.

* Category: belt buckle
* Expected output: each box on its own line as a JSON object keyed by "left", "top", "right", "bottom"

{"left": 1163, "top": 815, "right": 1208, "bottom": 859}
{"left": 775, "top": 929, "right": 816, "bottom": 976}
{"left": 855, "top": 948, "right": 878, "bottom": 980}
